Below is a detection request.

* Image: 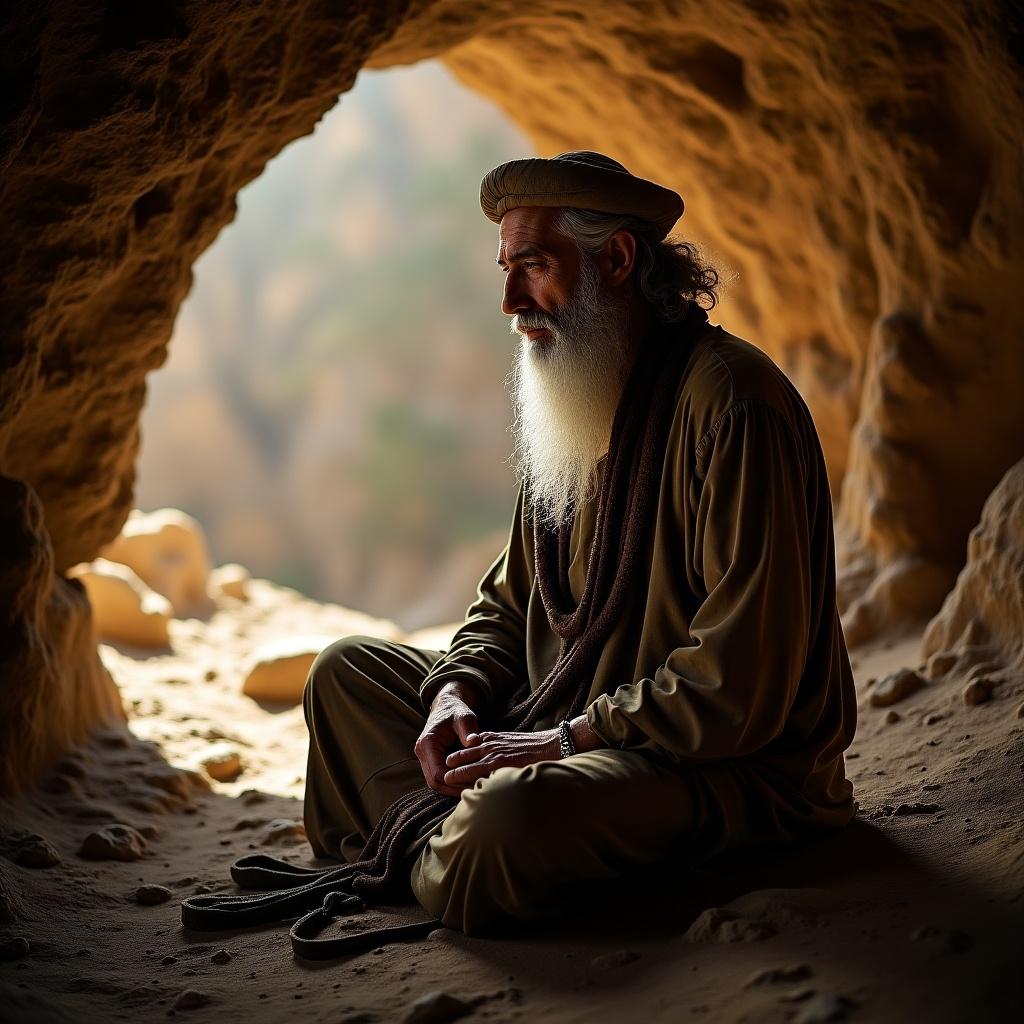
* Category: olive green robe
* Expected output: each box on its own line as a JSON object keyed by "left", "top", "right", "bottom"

{"left": 418, "top": 322, "right": 858, "bottom": 848}
{"left": 302, "top": 319, "right": 859, "bottom": 934}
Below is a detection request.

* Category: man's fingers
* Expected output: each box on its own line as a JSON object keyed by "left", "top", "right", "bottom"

{"left": 416, "top": 736, "right": 450, "bottom": 789}
{"left": 445, "top": 744, "right": 487, "bottom": 768}
{"left": 452, "top": 710, "right": 480, "bottom": 747}
{"left": 443, "top": 760, "right": 496, "bottom": 787}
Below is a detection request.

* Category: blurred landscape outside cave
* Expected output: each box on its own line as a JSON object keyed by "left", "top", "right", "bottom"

{"left": 137, "top": 61, "right": 532, "bottom": 631}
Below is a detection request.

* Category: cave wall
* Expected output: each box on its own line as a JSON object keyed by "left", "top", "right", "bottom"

{"left": 1, "top": 0, "right": 1022, "bottom": 790}
{"left": 373, "top": 0, "right": 1024, "bottom": 643}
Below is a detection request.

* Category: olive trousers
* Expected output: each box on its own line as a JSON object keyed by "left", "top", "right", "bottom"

{"left": 301, "top": 634, "right": 705, "bottom": 936}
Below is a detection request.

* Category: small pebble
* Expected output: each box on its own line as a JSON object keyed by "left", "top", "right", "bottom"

{"left": 869, "top": 668, "right": 925, "bottom": 707}
{"left": 79, "top": 824, "right": 147, "bottom": 862}
{"left": 135, "top": 884, "right": 172, "bottom": 906}
{"left": 211, "top": 949, "right": 231, "bottom": 964}
{"left": 173, "top": 989, "right": 211, "bottom": 1011}
{"left": 962, "top": 678, "right": 995, "bottom": 706}
{"left": 15, "top": 835, "right": 61, "bottom": 868}
{"left": 589, "top": 949, "right": 641, "bottom": 975}
{"left": 884, "top": 710, "right": 901, "bottom": 724}
{"left": 400, "top": 990, "right": 476, "bottom": 1024}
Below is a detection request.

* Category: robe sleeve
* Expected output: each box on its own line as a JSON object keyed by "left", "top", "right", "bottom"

{"left": 418, "top": 482, "right": 532, "bottom": 712}
{"left": 585, "top": 399, "right": 814, "bottom": 761}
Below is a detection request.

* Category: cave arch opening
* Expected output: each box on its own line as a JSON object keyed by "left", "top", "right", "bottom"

{"left": 137, "top": 60, "right": 534, "bottom": 633}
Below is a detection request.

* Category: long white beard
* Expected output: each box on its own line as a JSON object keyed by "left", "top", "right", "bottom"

{"left": 505, "top": 254, "right": 632, "bottom": 530}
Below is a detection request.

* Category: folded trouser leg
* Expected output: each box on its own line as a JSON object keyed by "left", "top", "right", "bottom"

{"left": 409, "top": 748, "right": 699, "bottom": 935}
{"left": 301, "top": 634, "right": 443, "bottom": 861}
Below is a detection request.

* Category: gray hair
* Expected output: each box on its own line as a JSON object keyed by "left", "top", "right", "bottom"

{"left": 553, "top": 207, "right": 720, "bottom": 322}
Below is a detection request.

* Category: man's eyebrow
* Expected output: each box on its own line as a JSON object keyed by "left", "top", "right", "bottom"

{"left": 495, "top": 244, "right": 547, "bottom": 267}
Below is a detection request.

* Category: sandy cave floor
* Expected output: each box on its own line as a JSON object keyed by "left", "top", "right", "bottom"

{"left": 1, "top": 580, "right": 1023, "bottom": 1023}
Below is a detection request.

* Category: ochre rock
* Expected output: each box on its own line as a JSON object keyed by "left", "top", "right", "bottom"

{"left": 922, "top": 459, "right": 1024, "bottom": 684}
{"left": 241, "top": 635, "right": 337, "bottom": 704}
{"left": 100, "top": 508, "right": 213, "bottom": 619}
{"left": 210, "top": 562, "right": 251, "bottom": 602}
{"left": 1, "top": 1, "right": 1022, "bottom": 790}
{"left": 68, "top": 557, "right": 173, "bottom": 648}
{"left": 0, "top": 478, "right": 124, "bottom": 795}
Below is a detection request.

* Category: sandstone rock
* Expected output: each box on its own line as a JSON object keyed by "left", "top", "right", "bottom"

{"left": 893, "top": 802, "right": 941, "bottom": 816}
{"left": 962, "top": 678, "right": 995, "bottom": 706}
{"left": 78, "top": 824, "right": 148, "bottom": 862}
{"left": 199, "top": 744, "right": 244, "bottom": 783}
{"left": 68, "top": 558, "right": 172, "bottom": 648}
{"left": 241, "top": 635, "right": 336, "bottom": 704}
{"left": 794, "top": 993, "right": 858, "bottom": 1023}
{"left": 1, "top": 0, "right": 1022, "bottom": 801}
{"left": 261, "top": 819, "right": 306, "bottom": 845}
{"left": 684, "top": 907, "right": 776, "bottom": 944}
{"left": 400, "top": 991, "right": 475, "bottom": 1024}
{"left": 0, "top": 479, "right": 124, "bottom": 796}
{"left": 210, "top": 563, "right": 251, "bottom": 601}
{"left": 869, "top": 668, "right": 926, "bottom": 707}
{"left": 588, "top": 949, "right": 640, "bottom": 976}
{"left": 101, "top": 509, "right": 214, "bottom": 619}
{"left": 923, "top": 461, "right": 1024, "bottom": 683}
{"left": 173, "top": 989, "right": 212, "bottom": 1011}
{"left": 15, "top": 835, "right": 61, "bottom": 868}
{"left": 135, "top": 884, "right": 172, "bottom": 905}
{"left": 745, "top": 963, "right": 813, "bottom": 988}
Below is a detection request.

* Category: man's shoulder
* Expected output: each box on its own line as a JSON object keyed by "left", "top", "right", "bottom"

{"left": 671, "top": 321, "right": 808, "bottom": 443}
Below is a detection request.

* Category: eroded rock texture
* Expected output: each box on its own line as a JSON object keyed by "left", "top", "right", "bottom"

{"left": 0, "top": 479, "right": 123, "bottom": 793}
{"left": 922, "top": 459, "right": 1024, "bottom": 687}
{"left": 0, "top": 1, "right": 1021, "bottom": 788}
{"left": 375, "top": 0, "right": 1024, "bottom": 643}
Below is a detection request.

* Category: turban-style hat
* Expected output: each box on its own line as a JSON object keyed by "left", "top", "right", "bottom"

{"left": 479, "top": 150, "right": 684, "bottom": 239}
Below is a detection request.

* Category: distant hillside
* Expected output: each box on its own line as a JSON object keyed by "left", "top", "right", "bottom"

{"left": 137, "top": 62, "right": 532, "bottom": 629}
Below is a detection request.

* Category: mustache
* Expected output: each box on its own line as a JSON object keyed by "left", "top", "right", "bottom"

{"left": 510, "top": 311, "right": 559, "bottom": 334}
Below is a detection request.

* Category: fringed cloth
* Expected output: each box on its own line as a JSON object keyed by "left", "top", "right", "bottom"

{"left": 180, "top": 304, "right": 711, "bottom": 958}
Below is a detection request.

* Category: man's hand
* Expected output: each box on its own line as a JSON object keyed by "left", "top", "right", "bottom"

{"left": 442, "top": 729, "right": 560, "bottom": 788}
{"left": 414, "top": 680, "right": 483, "bottom": 797}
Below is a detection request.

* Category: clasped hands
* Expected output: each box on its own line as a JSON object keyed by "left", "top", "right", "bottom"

{"left": 413, "top": 679, "right": 569, "bottom": 798}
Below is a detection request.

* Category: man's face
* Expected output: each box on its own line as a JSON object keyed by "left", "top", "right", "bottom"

{"left": 498, "top": 206, "right": 633, "bottom": 528}
{"left": 496, "top": 207, "right": 585, "bottom": 348}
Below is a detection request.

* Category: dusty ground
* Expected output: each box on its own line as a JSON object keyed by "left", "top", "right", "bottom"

{"left": 1, "top": 580, "right": 1022, "bottom": 1023}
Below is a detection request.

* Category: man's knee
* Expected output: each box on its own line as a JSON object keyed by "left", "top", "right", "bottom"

{"left": 302, "top": 633, "right": 382, "bottom": 712}
{"left": 410, "top": 766, "right": 559, "bottom": 934}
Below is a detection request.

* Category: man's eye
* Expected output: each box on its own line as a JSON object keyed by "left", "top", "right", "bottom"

{"left": 525, "top": 262, "right": 544, "bottom": 270}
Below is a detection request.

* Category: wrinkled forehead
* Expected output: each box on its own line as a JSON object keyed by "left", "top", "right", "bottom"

{"left": 496, "top": 207, "right": 564, "bottom": 259}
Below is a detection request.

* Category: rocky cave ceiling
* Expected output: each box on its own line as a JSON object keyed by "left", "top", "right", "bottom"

{"left": 1, "top": 0, "right": 1021, "bottom": 790}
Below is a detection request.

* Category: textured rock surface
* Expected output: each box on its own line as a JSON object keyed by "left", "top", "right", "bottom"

{"left": 100, "top": 508, "right": 213, "bottom": 619}
{"left": 241, "top": 635, "right": 336, "bottom": 705}
{"left": 0, "top": 478, "right": 124, "bottom": 793}
{"left": 374, "top": 0, "right": 1024, "bottom": 638}
{"left": 0, "top": 1, "right": 1022, "bottom": 788}
{"left": 922, "top": 459, "right": 1024, "bottom": 684}
{"left": 68, "top": 557, "right": 173, "bottom": 647}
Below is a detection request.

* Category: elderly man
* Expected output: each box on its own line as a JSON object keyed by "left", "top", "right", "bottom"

{"left": 301, "top": 151, "right": 858, "bottom": 936}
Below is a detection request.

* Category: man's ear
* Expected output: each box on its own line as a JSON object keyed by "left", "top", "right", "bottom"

{"left": 603, "top": 229, "right": 637, "bottom": 287}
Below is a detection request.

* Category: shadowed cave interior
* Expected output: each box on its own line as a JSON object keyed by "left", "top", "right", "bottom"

{"left": 1, "top": 1, "right": 1023, "bottom": 1021}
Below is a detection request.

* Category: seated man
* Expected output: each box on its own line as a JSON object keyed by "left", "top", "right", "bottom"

{"left": 302, "top": 150, "right": 858, "bottom": 937}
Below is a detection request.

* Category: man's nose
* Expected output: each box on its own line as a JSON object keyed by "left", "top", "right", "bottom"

{"left": 501, "top": 273, "right": 531, "bottom": 317}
